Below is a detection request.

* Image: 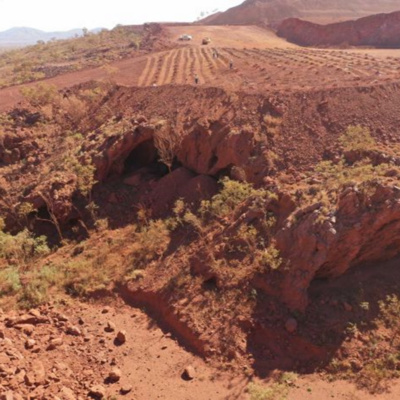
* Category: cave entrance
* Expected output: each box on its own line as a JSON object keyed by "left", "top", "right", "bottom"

{"left": 123, "top": 139, "right": 158, "bottom": 174}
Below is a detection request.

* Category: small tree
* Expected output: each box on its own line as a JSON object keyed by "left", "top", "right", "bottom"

{"left": 153, "top": 121, "right": 182, "bottom": 172}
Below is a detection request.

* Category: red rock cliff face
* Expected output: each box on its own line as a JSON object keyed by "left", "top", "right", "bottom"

{"left": 278, "top": 11, "right": 400, "bottom": 48}
{"left": 204, "top": 0, "right": 400, "bottom": 26}
{"left": 275, "top": 184, "right": 400, "bottom": 311}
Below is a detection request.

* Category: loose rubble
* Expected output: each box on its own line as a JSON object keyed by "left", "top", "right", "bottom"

{"left": 0, "top": 303, "right": 133, "bottom": 398}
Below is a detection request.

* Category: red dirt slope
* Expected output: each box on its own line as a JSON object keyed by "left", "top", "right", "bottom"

{"left": 203, "top": 0, "right": 400, "bottom": 27}
{"left": 278, "top": 11, "right": 400, "bottom": 48}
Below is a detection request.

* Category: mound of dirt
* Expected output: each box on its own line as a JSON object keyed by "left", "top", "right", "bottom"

{"left": 278, "top": 11, "right": 400, "bottom": 48}
{"left": 203, "top": 0, "right": 400, "bottom": 27}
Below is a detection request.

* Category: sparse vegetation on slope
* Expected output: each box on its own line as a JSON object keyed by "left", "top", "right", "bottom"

{"left": 0, "top": 25, "right": 142, "bottom": 87}
{"left": 2, "top": 51, "right": 400, "bottom": 398}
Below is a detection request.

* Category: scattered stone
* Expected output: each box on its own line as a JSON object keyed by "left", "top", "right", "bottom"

{"left": 101, "top": 307, "right": 111, "bottom": 314}
{"left": 6, "top": 347, "right": 24, "bottom": 361}
{"left": 29, "top": 309, "right": 42, "bottom": 318}
{"left": 2, "top": 338, "right": 13, "bottom": 347}
{"left": 285, "top": 318, "right": 298, "bottom": 333}
{"left": 120, "top": 385, "right": 133, "bottom": 395}
{"left": 55, "top": 314, "right": 69, "bottom": 322}
{"left": 116, "top": 330, "right": 126, "bottom": 344}
{"left": 14, "top": 324, "right": 35, "bottom": 336}
{"left": 10, "top": 314, "right": 48, "bottom": 326}
{"left": 25, "top": 360, "right": 46, "bottom": 386}
{"left": 137, "top": 115, "right": 147, "bottom": 124}
{"left": 66, "top": 325, "right": 81, "bottom": 336}
{"left": 183, "top": 365, "right": 196, "bottom": 380}
{"left": 25, "top": 339, "right": 36, "bottom": 349}
{"left": 105, "top": 322, "right": 116, "bottom": 333}
{"left": 0, "top": 354, "right": 9, "bottom": 364}
{"left": 108, "top": 367, "right": 122, "bottom": 383}
{"left": 47, "top": 337, "right": 63, "bottom": 350}
{"left": 0, "top": 392, "right": 14, "bottom": 400}
{"left": 59, "top": 386, "right": 76, "bottom": 400}
{"left": 89, "top": 385, "right": 106, "bottom": 399}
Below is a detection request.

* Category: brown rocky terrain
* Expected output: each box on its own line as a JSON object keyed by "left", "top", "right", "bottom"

{"left": 3, "top": 16, "right": 400, "bottom": 400}
{"left": 0, "top": 300, "right": 247, "bottom": 399}
{"left": 278, "top": 11, "right": 400, "bottom": 48}
{"left": 202, "top": 0, "right": 400, "bottom": 27}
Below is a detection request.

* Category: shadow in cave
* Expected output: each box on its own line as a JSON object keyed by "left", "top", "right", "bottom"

{"left": 247, "top": 256, "right": 400, "bottom": 377}
{"left": 93, "top": 138, "right": 181, "bottom": 229}
{"left": 122, "top": 139, "right": 162, "bottom": 175}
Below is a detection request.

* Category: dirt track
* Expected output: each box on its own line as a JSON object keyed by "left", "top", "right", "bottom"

{"left": 166, "top": 25, "right": 296, "bottom": 49}
{"left": 2, "top": 25, "right": 400, "bottom": 112}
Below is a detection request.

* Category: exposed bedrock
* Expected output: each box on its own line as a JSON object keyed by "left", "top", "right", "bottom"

{"left": 276, "top": 184, "right": 400, "bottom": 310}
{"left": 278, "top": 11, "right": 400, "bottom": 48}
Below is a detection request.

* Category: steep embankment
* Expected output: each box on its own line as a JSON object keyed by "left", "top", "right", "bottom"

{"left": 4, "top": 82, "right": 400, "bottom": 385}
{"left": 203, "top": 0, "right": 400, "bottom": 26}
{"left": 278, "top": 11, "right": 400, "bottom": 47}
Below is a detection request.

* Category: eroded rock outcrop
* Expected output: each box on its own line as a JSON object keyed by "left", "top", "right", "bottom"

{"left": 278, "top": 11, "right": 400, "bottom": 48}
{"left": 276, "top": 183, "right": 400, "bottom": 310}
{"left": 202, "top": 0, "right": 400, "bottom": 27}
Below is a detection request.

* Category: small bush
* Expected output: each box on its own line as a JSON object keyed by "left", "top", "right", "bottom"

{"left": 339, "top": 125, "right": 376, "bottom": 152}
{"left": 200, "top": 177, "right": 267, "bottom": 218}
{"left": 259, "top": 242, "right": 282, "bottom": 270}
{"left": 63, "top": 259, "right": 110, "bottom": 297}
{"left": 248, "top": 382, "right": 288, "bottom": 400}
{"left": 0, "top": 229, "right": 50, "bottom": 264}
{"left": 20, "top": 83, "right": 59, "bottom": 108}
{"left": 0, "top": 267, "right": 21, "bottom": 296}
{"left": 128, "top": 219, "right": 171, "bottom": 272}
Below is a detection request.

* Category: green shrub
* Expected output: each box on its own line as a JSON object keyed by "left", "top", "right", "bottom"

{"left": 0, "top": 229, "right": 50, "bottom": 264}
{"left": 339, "top": 125, "right": 376, "bottom": 152}
{"left": 18, "top": 263, "right": 64, "bottom": 308}
{"left": 0, "top": 267, "right": 21, "bottom": 296}
{"left": 200, "top": 177, "right": 267, "bottom": 218}
{"left": 63, "top": 259, "right": 110, "bottom": 297}
{"left": 20, "top": 83, "right": 59, "bottom": 107}
{"left": 248, "top": 382, "right": 288, "bottom": 400}
{"left": 259, "top": 242, "right": 282, "bottom": 270}
{"left": 129, "top": 219, "right": 171, "bottom": 271}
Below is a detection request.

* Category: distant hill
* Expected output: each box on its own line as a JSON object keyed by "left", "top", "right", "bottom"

{"left": 0, "top": 27, "right": 104, "bottom": 47}
{"left": 202, "top": 0, "right": 400, "bottom": 27}
{"left": 278, "top": 10, "right": 400, "bottom": 48}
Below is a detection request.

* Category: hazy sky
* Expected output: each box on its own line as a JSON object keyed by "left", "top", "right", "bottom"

{"left": 0, "top": 0, "right": 243, "bottom": 32}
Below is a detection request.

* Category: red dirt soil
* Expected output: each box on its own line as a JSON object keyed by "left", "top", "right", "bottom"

{"left": 0, "top": 299, "right": 247, "bottom": 399}
{"left": 2, "top": 25, "right": 400, "bottom": 112}
{"left": 4, "top": 22, "right": 400, "bottom": 400}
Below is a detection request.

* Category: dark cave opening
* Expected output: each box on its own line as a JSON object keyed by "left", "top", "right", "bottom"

{"left": 122, "top": 140, "right": 183, "bottom": 177}
{"left": 123, "top": 139, "right": 159, "bottom": 174}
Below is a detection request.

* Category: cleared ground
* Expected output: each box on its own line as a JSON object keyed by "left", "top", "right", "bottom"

{"left": 3, "top": 25, "right": 400, "bottom": 111}
{"left": 166, "top": 25, "right": 297, "bottom": 49}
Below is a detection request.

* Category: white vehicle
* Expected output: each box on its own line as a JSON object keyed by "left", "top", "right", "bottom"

{"left": 179, "top": 34, "right": 192, "bottom": 41}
